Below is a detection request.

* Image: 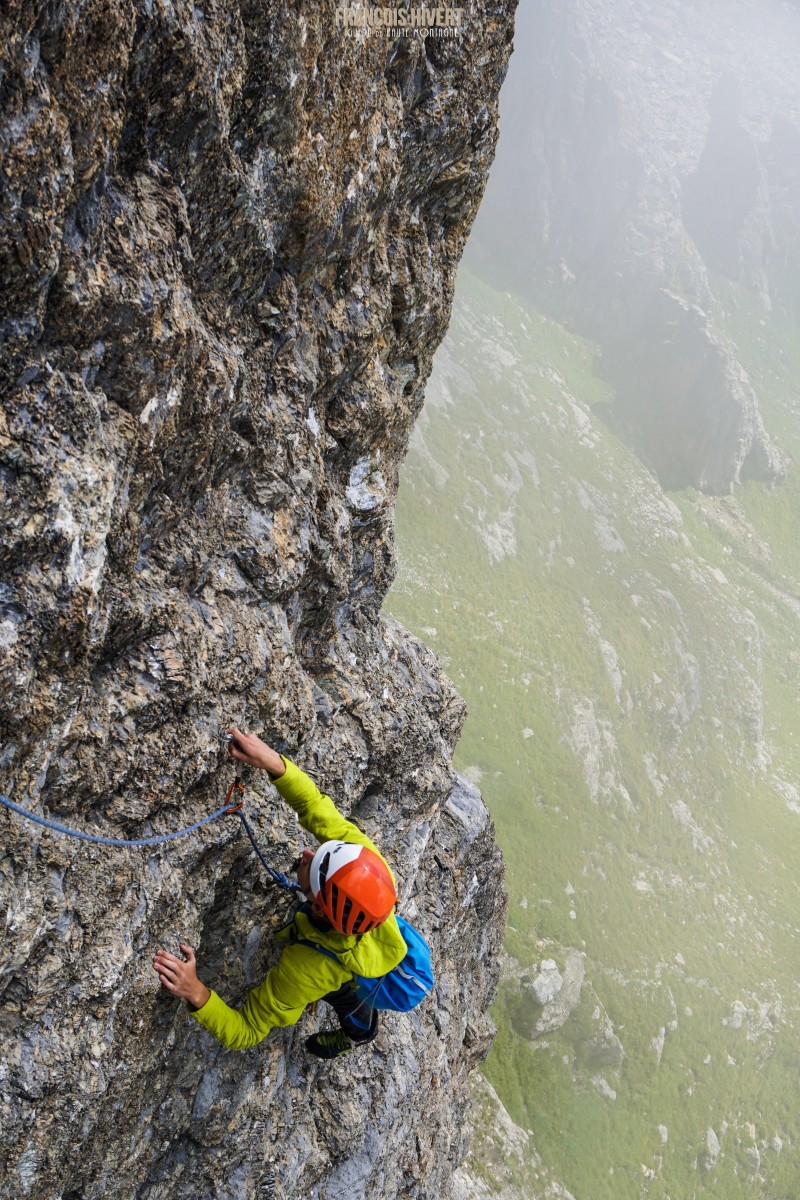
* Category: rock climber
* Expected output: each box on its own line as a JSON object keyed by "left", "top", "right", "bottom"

{"left": 152, "top": 729, "right": 407, "bottom": 1059}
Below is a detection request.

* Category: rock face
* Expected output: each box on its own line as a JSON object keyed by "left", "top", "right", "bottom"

{"left": 469, "top": 0, "right": 800, "bottom": 491}
{"left": 0, "top": 3, "right": 515, "bottom": 1197}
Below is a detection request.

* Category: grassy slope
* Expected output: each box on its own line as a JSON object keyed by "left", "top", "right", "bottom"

{"left": 386, "top": 268, "right": 800, "bottom": 1199}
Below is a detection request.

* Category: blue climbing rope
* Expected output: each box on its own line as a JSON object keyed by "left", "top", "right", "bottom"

{"left": 234, "top": 808, "right": 301, "bottom": 891}
{"left": 224, "top": 775, "right": 301, "bottom": 892}
{"left": 0, "top": 792, "right": 233, "bottom": 847}
{"left": 0, "top": 779, "right": 301, "bottom": 892}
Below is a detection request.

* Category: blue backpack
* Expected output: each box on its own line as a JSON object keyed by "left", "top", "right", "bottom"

{"left": 299, "top": 915, "right": 434, "bottom": 1012}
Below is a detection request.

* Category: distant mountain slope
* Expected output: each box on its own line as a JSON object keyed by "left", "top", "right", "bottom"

{"left": 388, "top": 267, "right": 800, "bottom": 1199}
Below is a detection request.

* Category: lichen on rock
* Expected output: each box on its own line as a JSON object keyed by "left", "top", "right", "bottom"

{"left": 0, "top": 1, "right": 516, "bottom": 1195}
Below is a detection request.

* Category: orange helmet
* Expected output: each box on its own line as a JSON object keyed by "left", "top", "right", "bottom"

{"left": 309, "top": 841, "right": 397, "bottom": 935}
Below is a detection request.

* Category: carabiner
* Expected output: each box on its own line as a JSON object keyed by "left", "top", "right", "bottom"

{"left": 225, "top": 775, "right": 245, "bottom": 814}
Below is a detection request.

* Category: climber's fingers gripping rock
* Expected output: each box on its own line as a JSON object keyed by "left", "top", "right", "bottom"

{"left": 226, "top": 728, "right": 286, "bottom": 778}
{"left": 152, "top": 943, "right": 210, "bottom": 1009}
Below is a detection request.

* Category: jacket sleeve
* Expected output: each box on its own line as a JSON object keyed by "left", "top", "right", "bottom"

{"left": 190, "top": 944, "right": 348, "bottom": 1051}
{"left": 274, "top": 757, "right": 382, "bottom": 855}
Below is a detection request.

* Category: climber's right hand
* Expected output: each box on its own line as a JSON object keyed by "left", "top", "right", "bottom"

{"left": 153, "top": 943, "right": 211, "bottom": 1010}
{"left": 226, "top": 728, "right": 286, "bottom": 778}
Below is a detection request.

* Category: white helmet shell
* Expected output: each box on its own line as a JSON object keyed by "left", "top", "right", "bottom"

{"left": 309, "top": 840, "right": 364, "bottom": 898}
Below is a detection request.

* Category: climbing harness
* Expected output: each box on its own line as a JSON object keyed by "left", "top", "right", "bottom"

{"left": 0, "top": 775, "right": 301, "bottom": 892}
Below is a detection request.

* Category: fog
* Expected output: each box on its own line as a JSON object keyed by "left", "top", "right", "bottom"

{"left": 389, "top": 0, "right": 800, "bottom": 1194}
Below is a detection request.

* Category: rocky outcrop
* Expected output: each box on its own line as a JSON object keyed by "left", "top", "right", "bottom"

{"left": 468, "top": 0, "right": 800, "bottom": 491}
{"left": 452, "top": 1074, "right": 577, "bottom": 1200}
{"left": 505, "top": 950, "right": 584, "bottom": 1042}
{"left": 0, "top": 2, "right": 515, "bottom": 1196}
{"left": 598, "top": 289, "right": 782, "bottom": 491}
{"left": 512, "top": 952, "right": 584, "bottom": 1041}
{"left": 698, "top": 1127, "right": 722, "bottom": 1172}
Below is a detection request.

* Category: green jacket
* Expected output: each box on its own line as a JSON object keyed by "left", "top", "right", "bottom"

{"left": 190, "top": 757, "right": 407, "bottom": 1051}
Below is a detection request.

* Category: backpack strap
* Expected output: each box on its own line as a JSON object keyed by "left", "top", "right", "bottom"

{"left": 293, "top": 939, "right": 386, "bottom": 997}
{"left": 293, "top": 937, "right": 345, "bottom": 967}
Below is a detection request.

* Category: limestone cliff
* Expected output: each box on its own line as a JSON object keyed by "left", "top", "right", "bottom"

{"left": 0, "top": 3, "right": 515, "bottom": 1196}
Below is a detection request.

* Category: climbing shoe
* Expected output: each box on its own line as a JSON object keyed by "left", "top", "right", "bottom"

{"left": 304, "top": 1030, "right": 354, "bottom": 1059}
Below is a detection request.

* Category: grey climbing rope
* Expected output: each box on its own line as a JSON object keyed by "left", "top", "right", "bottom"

{"left": 0, "top": 792, "right": 233, "bottom": 847}
{"left": 0, "top": 781, "right": 301, "bottom": 892}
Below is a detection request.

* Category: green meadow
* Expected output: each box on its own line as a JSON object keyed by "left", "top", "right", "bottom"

{"left": 387, "top": 268, "right": 800, "bottom": 1199}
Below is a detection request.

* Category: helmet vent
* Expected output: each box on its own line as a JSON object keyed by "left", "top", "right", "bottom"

{"left": 318, "top": 851, "right": 331, "bottom": 897}
{"left": 310, "top": 840, "right": 395, "bottom": 933}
